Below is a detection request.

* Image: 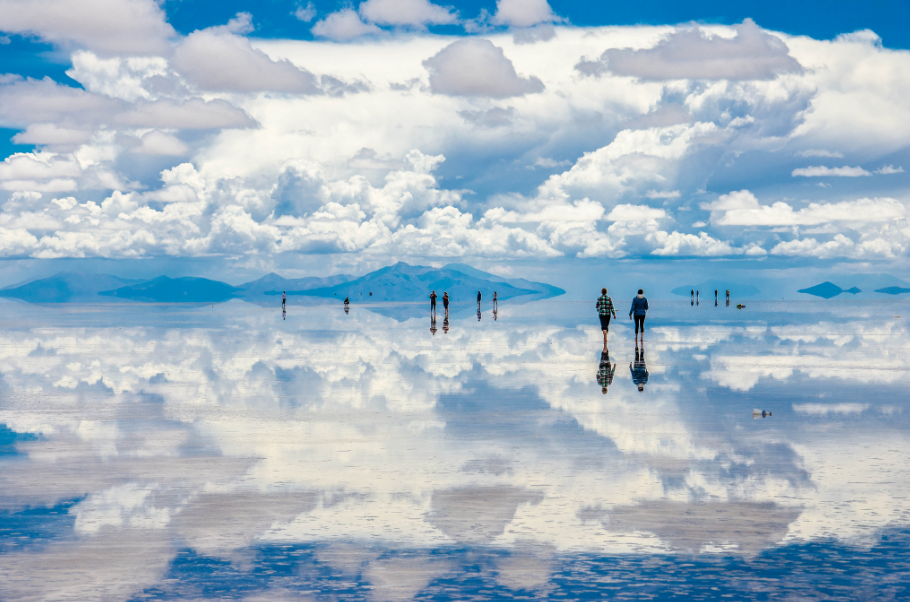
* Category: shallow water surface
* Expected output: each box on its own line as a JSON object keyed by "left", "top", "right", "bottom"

{"left": 0, "top": 298, "right": 908, "bottom": 600}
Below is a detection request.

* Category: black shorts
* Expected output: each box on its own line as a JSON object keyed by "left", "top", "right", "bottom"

{"left": 634, "top": 315, "right": 646, "bottom": 332}
{"left": 599, "top": 315, "right": 611, "bottom": 330}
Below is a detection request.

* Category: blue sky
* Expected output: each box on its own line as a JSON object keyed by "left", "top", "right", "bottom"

{"left": 0, "top": 0, "right": 909, "bottom": 281}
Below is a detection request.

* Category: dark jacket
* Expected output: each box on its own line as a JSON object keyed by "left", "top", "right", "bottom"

{"left": 629, "top": 296, "right": 649, "bottom": 317}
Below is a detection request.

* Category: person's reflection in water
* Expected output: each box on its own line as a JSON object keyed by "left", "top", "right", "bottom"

{"left": 630, "top": 344, "right": 649, "bottom": 392}
{"left": 493, "top": 306, "right": 498, "bottom": 321}
{"left": 477, "top": 308, "right": 481, "bottom": 321}
{"left": 726, "top": 289, "right": 730, "bottom": 307}
{"left": 282, "top": 308, "right": 286, "bottom": 320}
{"left": 430, "top": 315, "right": 437, "bottom": 335}
{"left": 597, "top": 346, "right": 616, "bottom": 394}
{"left": 344, "top": 296, "right": 350, "bottom": 314}
{"left": 493, "top": 291, "right": 498, "bottom": 311}
{"left": 443, "top": 318, "right": 449, "bottom": 334}
{"left": 344, "top": 306, "right": 349, "bottom": 315}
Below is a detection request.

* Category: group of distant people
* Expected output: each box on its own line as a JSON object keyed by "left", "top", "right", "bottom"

{"left": 428, "top": 290, "right": 499, "bottom": 334}
{"left": 691, "top": 289, "right": 731, "bottom": 307}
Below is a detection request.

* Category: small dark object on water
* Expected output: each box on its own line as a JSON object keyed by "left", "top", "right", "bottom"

{"left": 737, "top": 303, "right": 746, "bottom": 309}
{"left": 370, "top": 292, "right": 372, "bottom": 296}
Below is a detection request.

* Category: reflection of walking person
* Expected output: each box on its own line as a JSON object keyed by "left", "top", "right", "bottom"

{"left": 493, "top": 291, "right": 498, "bottom": 311}
{"left": 430, "top": 315, "right": 437, "bottom": 336}
{"left": 443, "top": 318, "right": 449, "bottom": 334}
{"left": 630, "top": 344, "right": 649, "bottom": 392}
{"left": 629, "top": 288, "right": 649, "bottom": 345}
{"left": 597, "top": 348, "right": 616, "bottom": 395}
{"left": 442, "top": 292, "right": 449, "bottom": 318}
{"left": 430, "top": 290, "right": 437, "bottom": 316}
{"left": 596, "top": 288, "right": 616, "bottom": 346}
{"left": 477, "top": 290, "right": 482, "bottom": 309}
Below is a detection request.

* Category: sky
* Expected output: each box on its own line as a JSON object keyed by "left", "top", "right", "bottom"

{"left": 1, "top": 0, "right": 909, "bottom": 283}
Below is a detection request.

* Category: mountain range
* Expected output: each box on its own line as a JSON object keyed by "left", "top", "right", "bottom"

{"left": 797, "top": 274, "right": 910, "bottom": 298}
{"left": 0, "top": 263, "right": 563, "bottom": 305}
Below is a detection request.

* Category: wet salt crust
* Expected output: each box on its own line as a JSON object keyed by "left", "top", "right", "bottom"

{"left": 0, "top": 298, "right": 908, "bottom": 600}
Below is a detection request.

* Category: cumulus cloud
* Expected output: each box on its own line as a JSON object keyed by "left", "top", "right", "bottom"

{"left": 647, "top": 230, "right": 739, "bottom": 256}
{"left": 311, "top": 9, "right": 383, "bottom": 41}
{"left": 423, "top": 38, "right": 544, "bottom": 98}
{"left": 492, "top": 0, "right": 561, "bottom": 28}
{"left": 0, "top": 0, "right": 175, "bottom": 55}
{"left": 172, "top": 20, "right": 320, "bottom": 93}
{"left": 791, "top": 165, "right": 871, "bottom": 177}
{"left": 875, "top": 165, "right": 904, "bottom": 175}
{"left": 294, "top": 1, "right": 317, "bottom": 22}
{"left": 359, "top": 0, "right": 457, "bottom": 27}
{"left": 576, "top": 19, "right": 802, "bottom": 81}
{"left": 704, "top": 190, "right": 907, "bottom": 226}
{"left": 128, "top": 131, "right": 189, "bottom": 156}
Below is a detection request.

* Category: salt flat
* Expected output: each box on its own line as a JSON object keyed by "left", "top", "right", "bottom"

{"left": 0, "top": 297, "right": 908, "bottom": 600}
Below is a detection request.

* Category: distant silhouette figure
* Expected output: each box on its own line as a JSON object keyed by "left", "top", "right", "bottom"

{"left": 691, "top": 289, "right": 694, "bottom": 306}
{"left": 431, "top": 315, "right": 437, "bottom": 335}
{"left": 443, "top": 292, "right": 449, "bottom": 318}
{"left": 282, "top": 291, "right": 286, "bottom": 309}
{"left": 430, "top": 290, "right": 437, "bottom": 317}
{"left": 596, "top": 287, "right": 616, "bottom": 346}
{"left": 344, "top": 297, "right": 350, "bottom": 312}
{"left": 629, "top": 289, "right": 649, "bottom": 345}
{"left": 477, "top": 290, "right": 482, "bottom": 309}
{"left": 726, "top": 289, "right": 730, "bottom": 307}
{"left": 715, "top": 289, "right": 718, "bottom": 307}
{"left": 630, "top": 344, "right": 649, "bottom": 392}
{"left": 597, "top": 347, "right": 616, "bottom": 395}
{"left": 696, "top": 290, "right": 699, "bottom": 306}
{"left": 443, "top": 317, "right": 449, "bottom": 334}
{"left": 493, "top": 291, "right": 498, "bottom": 311}
{"left": 369, "top": 292, "right": 372, "bottom": 296}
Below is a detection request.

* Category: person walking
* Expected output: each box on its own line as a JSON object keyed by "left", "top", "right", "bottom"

{"left": 442, "top": 292, "right": 449, "bottom": 319}
{"left": 714, "top": 289, "right": 718, "bottom": 306}
{"left": 492, "top": 291, "right": 498, "bottom": 311}
{"left": 282, "top": 291, "right": 286, "bottom": 309}
{"left": 696, "top": 290, "right": 699, "bottom": 305}
{"left": 597, "top": 347, "right": 616, "bottom": 395}
{"left": 690, "top": 289, "right": 694, "bottom": 306}
{"left": 430, "top": 290, "right": 437, "bottom": 316}
{"left": 630, "top": 343, "right": 649, "bottom": 392}
{"left": 477, "top": 291, "right": 482, "bottom": 311}
{"left": 629, "top": 288, "right": 649, "bottom": 345}
{"left": 596, "top": 287, "right": 616, "bottom": 345}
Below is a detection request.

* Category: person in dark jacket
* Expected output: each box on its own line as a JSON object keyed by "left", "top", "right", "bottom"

{"left": 630, "top": 344, "right": 649, "bottom": 392}
{"left": 629, "top": 289, "right": 649, "bottom": 345}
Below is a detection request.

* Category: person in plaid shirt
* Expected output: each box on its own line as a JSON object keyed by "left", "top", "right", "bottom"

{"left": 597, "top": 348, "right": 615, "bottom": 395}
{"left": 596, "top": 287, "right": 616, "bottom": 345}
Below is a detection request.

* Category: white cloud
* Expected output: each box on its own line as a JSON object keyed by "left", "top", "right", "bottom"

{"left": 0, "top": 0, "right": 175, "bottom": 55}
{"left": 492, "top": 0, "right": 561, "bottom": 28}
{"left": 791, "top": 165, "right": 871, "bottom": 177}
{"left": 605, "top": 204, "right": 667, "bottom": 222}
{"left": 129, "top": 131, "right": 189, "bottom": 156}
{"left": 311, "top": 9, "right": 382, "bottom": 41}
{"left": 793, "top": 403, "right": 870, "bottom": 416}
{"left": 172, "top": 24, "right": 320, "bottom": 93}
{"left": 704, "top": 190, "right": 907, "bottom": 226}
{"left": 294, "top": 2, "right": 317, "bottom": 22}
{"left": 359, "top": 0, "right": 458, "bottom": 27}
{"left": 12, "top": 124, "right": 93, "bottom": 148}
{"left": 645, "top": 189, "right": 680, "bottom": 199}
{"left": 576, "top": 19, "right": 802, "bottom": 81}
{"left": 423, "top": 38, "right": 544, "bottom": 98}
{"left": 875, "top": 165, "right": 904, "bottom": 175}
{"left": 647, "top": 230, "right": 739, "bottom": 256}
{"left": 796, "top": 149, "right": 844, "bottom": 158}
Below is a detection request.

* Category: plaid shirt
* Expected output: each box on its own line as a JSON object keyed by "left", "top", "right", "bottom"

{"left": 596, "top": 294, "right": 616, "bottom": 317}
{"left": 597, "top": 355, "right": 616, "bottom": 387}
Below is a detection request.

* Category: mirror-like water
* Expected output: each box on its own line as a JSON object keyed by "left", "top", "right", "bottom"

{"left": 0, "top": 299, "right": 908, "bottom": 600}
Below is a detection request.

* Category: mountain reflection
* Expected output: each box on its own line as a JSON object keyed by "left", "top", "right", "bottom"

{"left": 0, "top": 302, "right": 908, "bottom": 600}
